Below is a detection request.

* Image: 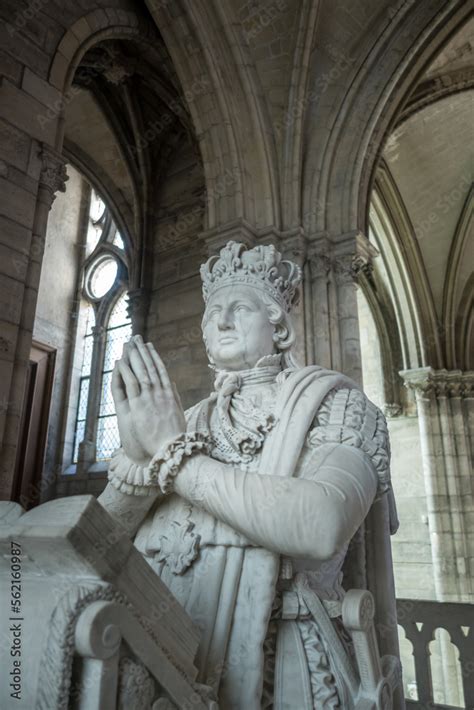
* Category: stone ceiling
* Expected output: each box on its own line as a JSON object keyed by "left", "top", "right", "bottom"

{"left": 385, "top": 90, "right": 473, "bottom": 318}
{"left": 63, "top": 36, "right": 197, "bottom": 243}
{"left": 381, "top": 22, "right": 473, "bottom": 321}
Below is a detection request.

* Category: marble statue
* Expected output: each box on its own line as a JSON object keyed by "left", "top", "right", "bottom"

{"left": 98, "top": 241, "right": 402, "bottom": 709}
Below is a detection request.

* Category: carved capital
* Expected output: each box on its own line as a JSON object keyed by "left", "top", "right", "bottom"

{"left": 333, "top": 253, "right": 358, "bottom": 284}
{"left": 332, "top": 231, "right": 378, "bottom": 284}
{"left": 308, "top": 251, "right": 331, "bottom": 279}
{"left": 453, "top": 372, "right": 474, "bottom": 398}
{"left": 383, "top": 403, "right": 402, "bottom": 418}
{"left": 39, "top": 147, "right": 68, "bottom": 205}
{"left": 332, "top": 251, "right": 376, "bottom": 285}
{"left": 400, "top": 368, "right": 474, "bottom": 398}
{"left": 351, "top": 254, "right": 375, "bottom": 281}
{"left": 279, "top": 229, "right": 307, "bottom": 268}
{"left": 127, "top": 288, "right": 150, "bottom": 319}
{"left": 400, "top": 368, "right": 434, "bottom": 396}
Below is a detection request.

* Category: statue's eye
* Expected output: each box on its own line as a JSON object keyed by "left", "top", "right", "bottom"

{"left": 235, "top": 304, "right": 250, "bottom": 312}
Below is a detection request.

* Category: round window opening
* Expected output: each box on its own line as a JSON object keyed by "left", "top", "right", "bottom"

{"left": 87, "top": 257, "right": 118, "bottom": 299}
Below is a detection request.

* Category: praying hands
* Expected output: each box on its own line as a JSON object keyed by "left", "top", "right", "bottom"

{"left": 111, "top": 335, "right": 186, "bottom": 465}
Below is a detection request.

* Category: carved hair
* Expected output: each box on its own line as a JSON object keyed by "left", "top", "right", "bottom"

{"left": 260, "top": 293, "right": 299, "bottom": 369}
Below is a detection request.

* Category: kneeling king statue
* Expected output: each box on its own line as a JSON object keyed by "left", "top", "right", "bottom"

{"left": 99, "top": 241, "right": 403, "bottom": 709}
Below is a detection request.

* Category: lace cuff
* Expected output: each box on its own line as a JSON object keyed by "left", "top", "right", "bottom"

{"left": 108, "top": 449, "right": 157, "bottom": 497}
{"left": 147, "top": 432, "right": 212, "bottom": 494}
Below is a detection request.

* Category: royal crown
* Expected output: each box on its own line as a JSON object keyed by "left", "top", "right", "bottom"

{"left": 200, "top": 241, "right": 302, "bottom": 313}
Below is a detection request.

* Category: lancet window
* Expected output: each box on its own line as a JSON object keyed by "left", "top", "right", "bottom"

{"left": 72, "top": 189, "right": 131, "bottom": 464}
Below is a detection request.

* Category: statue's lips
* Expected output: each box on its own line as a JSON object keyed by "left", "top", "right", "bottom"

{"left": 218, "top": 336, "right": 238, "bottom": 344}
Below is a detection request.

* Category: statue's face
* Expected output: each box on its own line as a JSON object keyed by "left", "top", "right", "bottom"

{"left": 203, "top": 285, "right": 276, "bottom": 370}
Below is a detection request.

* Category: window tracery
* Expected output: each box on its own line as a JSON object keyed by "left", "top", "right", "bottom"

{"left": 72, "top": 187, "right": 131, "bottom": 466}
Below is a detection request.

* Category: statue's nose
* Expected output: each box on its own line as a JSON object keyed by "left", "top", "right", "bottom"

{"left": 217, "top": 309, "right": 234, "bottom": 329}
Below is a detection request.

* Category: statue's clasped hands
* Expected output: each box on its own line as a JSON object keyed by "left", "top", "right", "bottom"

{"left": 111, "top": 335, "right": 186, "bottom": 466}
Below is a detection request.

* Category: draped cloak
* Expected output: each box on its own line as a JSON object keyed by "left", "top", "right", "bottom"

{"left": 133, "top": 366, "right": 400, "bottom": 708}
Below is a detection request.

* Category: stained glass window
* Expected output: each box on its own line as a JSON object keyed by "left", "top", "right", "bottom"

{"left": 112, "top": 229, "right": 125, "bottom": 249}
{"left": 86, "top": 190, "right": 105, "bottom": 255}
{"left": 88, "top": 257, "right": 118, "bottom": 299}
{"left": 73, "top": 304, "right": 95, "bottom": 462}
{"left": 71, "top": 181, "right": 130, "bottom": 468}
{"left": 96, "top": 294, "right": 132, "bottom": 460}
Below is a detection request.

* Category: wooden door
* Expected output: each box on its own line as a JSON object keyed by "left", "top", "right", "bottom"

{"left": 14, "top": 341, "right": 56, "bottom": 509}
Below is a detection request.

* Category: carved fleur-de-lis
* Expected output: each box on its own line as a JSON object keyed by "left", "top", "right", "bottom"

{"left": 156, "top": 521, "right": 201, "bottom": 575}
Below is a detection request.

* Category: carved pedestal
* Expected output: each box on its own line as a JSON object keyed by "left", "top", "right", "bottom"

{"left": 0, "top": 496, "right": 213, "bottom": 710}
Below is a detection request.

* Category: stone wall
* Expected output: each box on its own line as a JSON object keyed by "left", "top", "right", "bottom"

{"left": 146, "top": 140, "right": 211, "bottom": 410}
{"left": 357, "top": 284, "right": 434, "bottom": 600}
{"left": 33, "top": 165, "right": 87, "bottom": 483}
{"left": 389, "top": 416, "right": 434, "bottom": 599}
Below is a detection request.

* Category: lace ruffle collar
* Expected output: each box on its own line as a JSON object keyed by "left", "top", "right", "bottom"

{"left": 212, "top": 353, "right": 282, "bottom": 392}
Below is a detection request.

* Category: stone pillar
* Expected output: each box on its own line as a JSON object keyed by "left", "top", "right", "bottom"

{"left": 308, "top": 246, "right": 332, "bottom": 369}
{"left": 0, "top": 145, "right": 67, "bottom": 499}
{"left": 280, "top": 230, "right": 308, "bottom": 366}
{"left": 127, "top": 287, "right": 150, "bottom": 337}
{"left": 332, "top": 251, "right": 363, "bottom": 383}
{"left": 76, "top": 324, "right": 106, "bottom": 476}
{"left": 306, "top": 232, "right": 377, "bottom": 383}
{"left": 401, "top": 368, "right": 474, "bottom": 602}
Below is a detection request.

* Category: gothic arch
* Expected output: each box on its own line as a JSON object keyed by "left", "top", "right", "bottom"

{"left": 357, "top": 267, "right": 404, "bottom": 411}
{"left": 46, "top": 9, "right": 174, "bottom": 291}
{"left": 396, "top": 68, "right": 474, "bottom": 127}
{"left": 63, "top": 139, "right": 135, "bottom": 260}
{"left": 443, "top": 187, "right": 474, "bottom": 369}
{"left": 371, "top": 164, "right": 440, "bottom": 369}
{"left": 302, "top": 0, "right": 471, "bottom": 239}
{"left": 455, "top": 276, "right": 474, "bottom": 372}
{"left": 144, "top": 0, "right": 281, "bottom": 232}
{"left": 280, "top": 0, "right": 321, "bottom": 230}
{"left": 47, "top": 10, "right": 158, "bottom": 97}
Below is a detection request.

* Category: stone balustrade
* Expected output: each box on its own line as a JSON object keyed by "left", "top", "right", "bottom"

{"left": 396, "top": 598, "right": 474, "bottom": 710}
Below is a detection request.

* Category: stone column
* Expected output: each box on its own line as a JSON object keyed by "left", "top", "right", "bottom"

{"left": 0, "top": 145, "right": 67, "bottom": 499}
{"left": 306, "top": 232, "right": 377, "bottom": 383}
{"left": 127, "top": 287, "right": 150, "bottom": 337}
{"left": 280, "top": 230, "right": 308, "bottom": 366}
{"left": 76, "top": 324, "right": 106, "bottom": 476}
{"left": 401, "top": 368, "right": 474, "bottom": 602}
{"left": 332, "top": 251, "right": 363, "bottom": 383}
{"left": 307, "top": 245, "right": 332, "bottom": 369}
{"left": 334, "top": 235, "right": 378, "bottom": 385}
